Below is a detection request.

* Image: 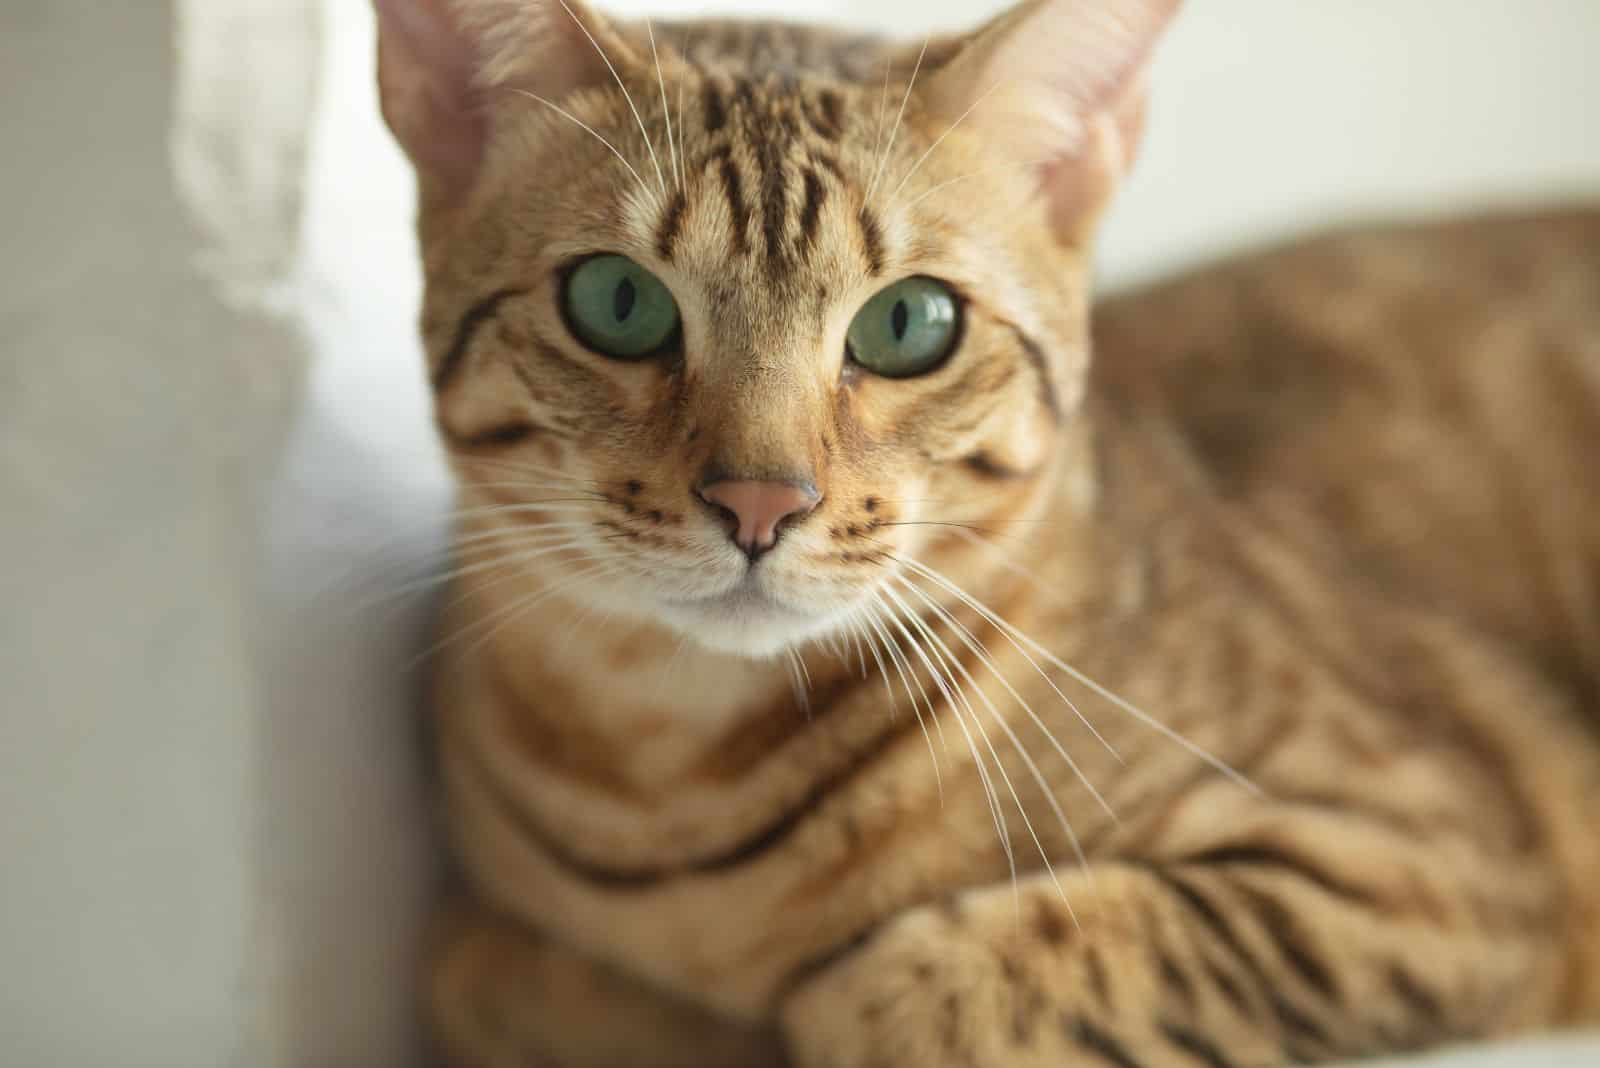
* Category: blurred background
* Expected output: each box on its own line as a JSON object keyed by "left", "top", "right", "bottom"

{"left": 2, "top": 1, "right": 1598, "bottom": 1064}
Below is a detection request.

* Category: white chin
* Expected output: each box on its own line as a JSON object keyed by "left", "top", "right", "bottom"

{"left": 656, "top": 592, "right": 843, "bottom": 659}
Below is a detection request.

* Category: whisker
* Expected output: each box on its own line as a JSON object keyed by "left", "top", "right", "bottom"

{"left": 645, "top": 18, "right": 680, "bottom": 190}
{"left": 870, "top": 55, "right": 891, "bottom": 188}
{"left": 510, "top": 89, "right": 649, "bottom": 197}
{"left": 946, "top": 525, "right": 1058, "bottom": 581}
{"left": 448, "top": 520, "right": 598, "bottom": 554}
{"left": 881, "top": 582, "right": 1072, "bottom": 921}
{"left": 894, "top": 571, "right": 1116, "bottom": 832}
{"left": 875, "top": 586, "right": 1015, "bottom": 884}
{"left": 449, "top": 456, "right": 603, "bottom": 486}
{"left": 884, "top": 549, "right": 1122, "bottom": 764}
{"left": 887, "top": 79, "right": 1005, "bottom": 205}
{"left": 900, "top": 154, "right": 1059, "bottom": 213}
{"left": 675, "top": 24, "right": 695, "bottom": 190}
{"left": 554, "top": 0, "right": 667, "bottom": 196}
{"left": 860, "top": 599, "right": 944, "bottom": 799}
{"left": 329, "top": 520, "right": 600, "bottom": 609}
{"left": 361, "top": 536, "right": 597, "bottom": 610}
{"left": 448, "top": 495, "right": 601, "bottom": 511}
{"left": 850, "top": 606, "right": 898, "bottom": 714}
{"left": 783, "top": 649, "right": 810, "bottom": 716}
{"left": 894, "top": 554, "right": 1259, "bottom": 796}
{"left": 437, "top": 538, "right": 622, "bottom": 617}
{"left": 863, "top": 598, "right": 947, "bottom": 755}
{"left": 411, "top": 557, "right": 626, "bottom": 669}
{"left": 847, "top": 620, "right": 869, "bottom": 679}
{"left": 866, "top": 36, "right": 929, "bottom": 204}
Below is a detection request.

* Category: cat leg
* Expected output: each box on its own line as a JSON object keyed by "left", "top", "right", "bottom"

{"left": 428, "top": 902, "right": 783, "bottom": 1068}
{"left": 781, "top": 840, "right": 1562, "bottom": 1068}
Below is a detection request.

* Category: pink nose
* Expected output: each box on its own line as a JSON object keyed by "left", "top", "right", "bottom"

{"left": 698, "top": 479, "right": 820, "bottom": 559}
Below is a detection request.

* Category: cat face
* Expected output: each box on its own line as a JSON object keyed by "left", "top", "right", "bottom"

{"left": 379, "top": 0, "right": 1176, "bottom": 656}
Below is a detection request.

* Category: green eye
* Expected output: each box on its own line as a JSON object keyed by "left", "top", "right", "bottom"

{"left": 846, "top": 277, "right": 961, "bottom": 378}
{"left": 563, "top": 254, "right": 680, "bottom": 359}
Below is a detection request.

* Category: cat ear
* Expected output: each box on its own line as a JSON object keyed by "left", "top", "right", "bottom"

{"left": 921, "top": 0, "right": 1181, "bottom": 239}
{"left": 375, "top": 0, "right": 633, "bottom": 208}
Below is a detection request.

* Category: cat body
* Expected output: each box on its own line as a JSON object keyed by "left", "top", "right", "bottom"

{"left": 373, "top": 2, "right": 1600, "bottom": 1064}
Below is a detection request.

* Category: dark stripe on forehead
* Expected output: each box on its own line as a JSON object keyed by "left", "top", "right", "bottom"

{"left": 819, "top": 90, "right": 844, "bottom": 136}
{"left": 434, "top": 289, "right": 526, "bottom": 391}
{"left": 732, "top": 78, "right": 757, "bottom": 116}
{"left": 702, "top": 82, "right": 727, "bottom": 132}
{"left": 656, "top": 189, "right": 688, "bottom": 262}
{"left": 803, "top": 89, "right": 844, "bottom": 141}
{"left": 798, "top": 168, "right": 827, "bottom": 256}
{"left": 714, "top": 149, "right": 751, "bottom": 255}
{"left": 758, "top": 130, "right": 789, "bottom": 269}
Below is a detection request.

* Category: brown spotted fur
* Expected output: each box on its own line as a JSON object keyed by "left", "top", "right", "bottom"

{"left": 375, "top": 2, "right": 1600, "bottom": 1065}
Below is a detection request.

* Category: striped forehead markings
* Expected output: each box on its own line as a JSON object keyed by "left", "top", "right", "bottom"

{"left": 656, "top": 79, "right": 884, "bottom": 278}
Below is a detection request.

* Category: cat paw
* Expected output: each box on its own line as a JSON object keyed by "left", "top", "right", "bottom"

{"left": 781, "top": 893, "right": 1068, "bottom": 1068}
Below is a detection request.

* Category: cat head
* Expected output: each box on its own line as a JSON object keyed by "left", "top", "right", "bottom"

{"left": 377, "top": 0, "right": 1179, "bottom": 657}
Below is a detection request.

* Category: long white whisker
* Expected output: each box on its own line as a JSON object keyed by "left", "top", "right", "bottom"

{"left": 365, "top": 537, "right": 597, "bottom": 610}
{"left": 866, "top": 37, "right": 929, "bottom": 203}
{"left": 441, "top": 540, "right": 629, "bottom": 614}
{"left": 645, "top": 19, "right": 680, "bottom": 190}
{"left": 342, "top": 523, "right": 602, "bottom": 606}
{"left": 881, "top": 582, "right": 1065, "bottom": 922}
{"left": 876, "top": 585, "right": 1015, "bottom": 884}
{"left": 850, "top": 606, "right": 899, "bottom": 717}
{"left": 887, "top": 550, "right": 1121, "bottom": 763}
{"left": 445, "top": 528, "right": 595, "bottom": 558}
{"left": 783, "top": 649, "right": 809, "bottom": 714}
{"left": 795, "top": 646, "right": 815, "bottom": 694}
{"left": 893, "top": 574, "right": 1097, "bottom": 911}
{"left": 871, "top": 55, "right": 891, "bottom": 187}
{"left": 511, "top": 89, "right": 649, "bottom": 197}
{"left": 449, "top": 456, "right": 603, "bottom": 486}
{"left": 897, "top": 555, "right": 1259, "bottom": 796}
{"left": 556, "top": 0, "right": 666, "bottom": 196}
{"left": 412, "top": 558, "right": 626, "bottom": 668}
{"left": 848, "top": 620, "right": 869, "bottom": 679}
{"left": 946, "top": 525, "right": 1056, "bottom": 593}
{"left": 860, "top": 599, "right": 944, "bottom": 801}
{"left": 864, "top": 597, "right": 947, "bottom": 755}
{"left": 887, "top": 80, "right": 1004, "bottom": 205}
{"left": 895, "top": 572, "right": 1118, "bottom": 828}
{"left": 452, "top": 482, "right": 606, "bottom": 498}
{"left": 900, "top": 154, "right": 1059, "bottom": 213}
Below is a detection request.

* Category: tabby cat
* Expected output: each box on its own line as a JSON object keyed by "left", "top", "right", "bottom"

{"left": 373, "top": 0, "right": 1600, "bottom": 1064}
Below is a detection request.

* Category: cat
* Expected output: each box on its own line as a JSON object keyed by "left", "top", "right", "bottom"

{"left": 373, "top": 0, "right": 1600, "bottom": 1064}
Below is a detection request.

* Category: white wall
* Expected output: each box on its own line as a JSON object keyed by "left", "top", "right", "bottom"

{"left": 1, "top": 1, "right": 313, "bottom": 1064}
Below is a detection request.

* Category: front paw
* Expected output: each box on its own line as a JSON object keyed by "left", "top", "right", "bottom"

{"left": 781, "top": 894, "right": 1069, "bottom": 1068}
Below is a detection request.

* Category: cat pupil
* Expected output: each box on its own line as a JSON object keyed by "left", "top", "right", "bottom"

{"left": 891, "top": 300, "right": 909, "bottom": 341}
{"left": 614, "top": 278, "right": 637, "bottom": 323}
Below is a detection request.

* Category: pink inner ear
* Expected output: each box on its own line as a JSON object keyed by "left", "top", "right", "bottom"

{"left": 375, "top": 0, "right": 491, "bottom": 198}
